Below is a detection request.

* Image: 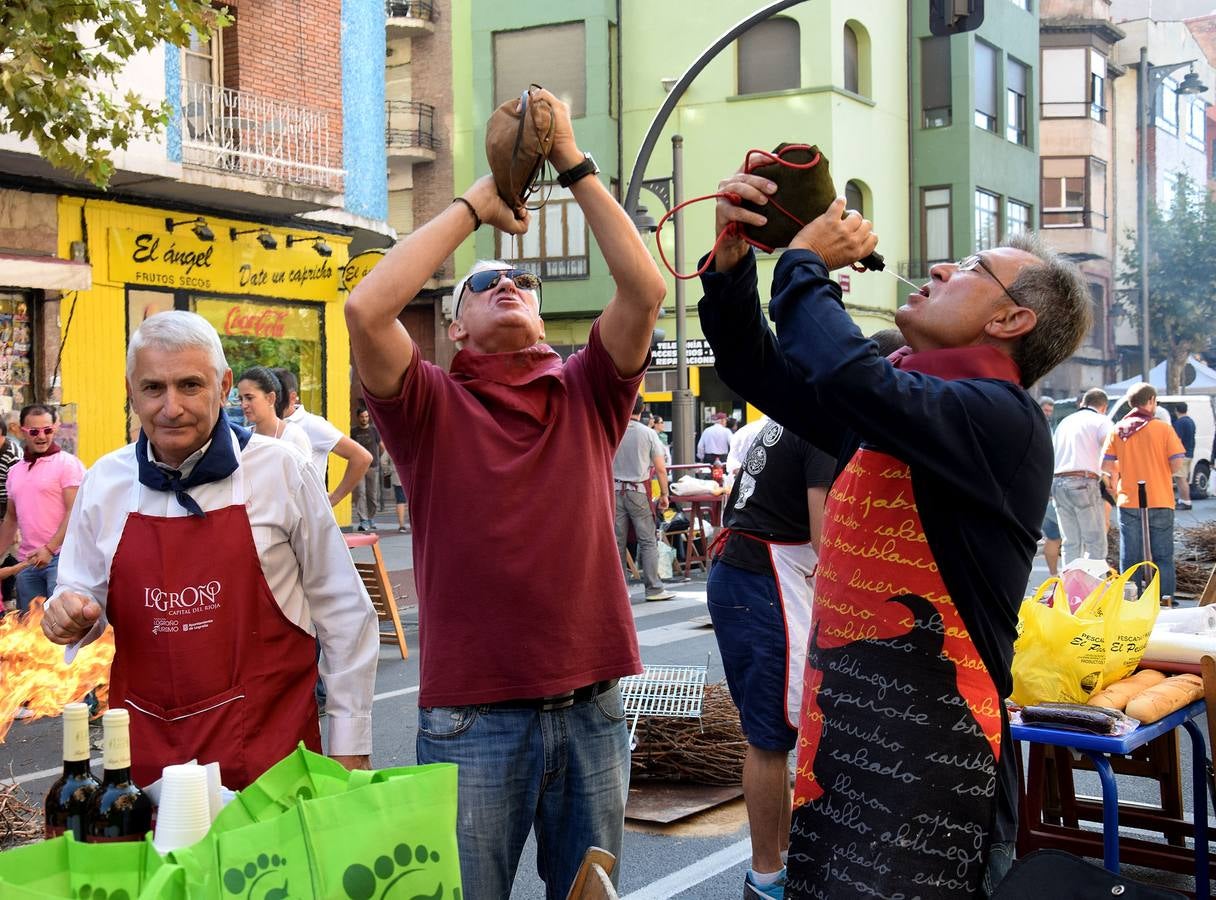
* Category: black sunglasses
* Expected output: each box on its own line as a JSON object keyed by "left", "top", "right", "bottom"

{"left": 957, "top": 254, "right": 1022, "bottom": 307}
{"left": 454, "top": 268, "right": 543, "bottom": 318}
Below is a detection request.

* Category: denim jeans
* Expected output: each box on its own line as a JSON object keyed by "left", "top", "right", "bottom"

{"left": 1052, "top": 475, "right": 1107, "bottom": 564}
{"left": 1119, "top": 507, "right": 1175, "bottom": 599}
{"left": 981, "top": 841, "right": 1015, "bottom": 896}
{"left": 615, "top": 489, "right": 661, "bottom": 592}
{"left": 16, "top": 553, "right": 59, "bottom": 612}
{"left": 416, "top": 685, "right": 630, "bottom": 900}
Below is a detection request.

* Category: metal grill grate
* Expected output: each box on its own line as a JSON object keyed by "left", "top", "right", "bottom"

{"left": 620, "top": 664, "right": 708, "bottom": 748}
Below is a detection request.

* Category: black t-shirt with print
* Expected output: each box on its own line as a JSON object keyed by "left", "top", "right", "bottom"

{"left": 718, "top": 420, "right": 836, "bottom": 576}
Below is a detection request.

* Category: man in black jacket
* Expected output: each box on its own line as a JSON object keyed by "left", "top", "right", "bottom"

{"left": 698, "top": 173, "right": 1090, "bottom": 899}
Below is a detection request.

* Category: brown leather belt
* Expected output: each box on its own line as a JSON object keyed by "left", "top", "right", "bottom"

{"left": 1054, "top": 470, "right": 1099, "bottom": 480}
{"left": 486, "top": 679, "right": 619, "bottom": 712}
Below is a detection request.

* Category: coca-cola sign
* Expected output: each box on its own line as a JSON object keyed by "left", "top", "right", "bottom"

{"left": 223, "top": 307, "right": 289, "bottom": 338}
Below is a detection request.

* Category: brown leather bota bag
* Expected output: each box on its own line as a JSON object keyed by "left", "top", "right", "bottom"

{"left": 485, "top": 84, "right": 556, "bottom": 218}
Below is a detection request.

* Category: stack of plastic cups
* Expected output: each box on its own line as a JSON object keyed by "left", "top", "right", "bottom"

{"left": 152, "top": 764, "right": 212, "bottom": 853}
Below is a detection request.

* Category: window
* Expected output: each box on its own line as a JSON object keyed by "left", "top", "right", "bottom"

{"left": 1041, "top": 157, "right": 1106, "bottom": 229}
{"left": 1041, "top": 47, "right": 1087, "bottom": 117}
{"left": 1007, "top": 199, "right": 1032, "bottom": 236}
{"left": 1211, "top": 140, "right": 1216, "bottom": 178}
{"left": 921, "top": 36, "right": 951, "bottom": 127}
{"left": 974, "top": 42, "right": 998, "bottom": 132}
{"left": 1090, "top": 51, "right": 1107, "bottom": 122}
{"left": 921, "top": 187, "right": 952, "bottom": 266}
{"left": 1157, "top": 77, "right": 1178, "bottom": 133}
{"left": 1088, "top": 282, "right": 1107, "bottom": 351}
{"left": 845, "top": 180, "right": 865, "bottom": 216}
{"left": 1186, "top": 96, "right": 1206, "bottom": 148}
{"left": 975, "top": 189, "right": 1000, "bottom": 251}
{"left": 495, "top": 23, "right": 587, "bottom": 117}
{"left": 843, "top": 24, "right": 859, "bottom": 94}
{"left": 738, "top": 17, "right": 800, "bottom": 95}
{"left": 496, "top": 184, "right": 589, "bottom": 279}
{"left": 1006, "top": 58, "right": 1028, "bottom": 145}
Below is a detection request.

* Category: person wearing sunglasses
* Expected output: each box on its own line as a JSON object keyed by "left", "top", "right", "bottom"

{"left": 0, "top": 404, "right": 86, "bottom": 613}
{"left": 345, "top": 86, "right": 667, "bottom": 899}
{"left": 699, "top": 178, "right": 1092, "bottom": 899}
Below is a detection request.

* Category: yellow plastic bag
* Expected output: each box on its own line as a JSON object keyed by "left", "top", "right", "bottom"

{"left": 1011, "top": 562, "right": 1160, "bottom": 706}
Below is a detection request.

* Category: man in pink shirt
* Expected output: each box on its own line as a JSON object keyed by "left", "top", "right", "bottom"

{"left": 0, "top": 404, "right": 85, "bottom": 612}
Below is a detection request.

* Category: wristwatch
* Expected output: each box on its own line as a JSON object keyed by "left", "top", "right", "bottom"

{"left": 557, "top": 153, "right": 599, "bottom": 188}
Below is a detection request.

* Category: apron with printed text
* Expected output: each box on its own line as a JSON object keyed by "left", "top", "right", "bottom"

{"left": 787, "top": 449, "right": 1002, "bottom": 899}
{"left": 105, "top": 466, "right": 321, "bottom": 790}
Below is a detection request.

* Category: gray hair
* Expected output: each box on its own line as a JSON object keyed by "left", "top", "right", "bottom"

{"left": 1005, "top": 233, "right": 1093, "bottom": 389}
{"left": 127, "top": 310, "right": 229, "bottom": 383}
{"left": 451, "top": 258, "right": 512, "bottom": 321}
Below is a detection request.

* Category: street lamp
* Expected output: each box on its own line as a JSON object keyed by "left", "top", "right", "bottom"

{"left": 1137, "top": 49, "right": 1208, "bottom": 382}
{"left": 630, "top": 135, "right": 695, "bottom": 466}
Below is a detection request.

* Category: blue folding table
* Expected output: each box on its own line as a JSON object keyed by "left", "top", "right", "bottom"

{"left": 1012, "top": 699, "right": 1210, "bottom": 898}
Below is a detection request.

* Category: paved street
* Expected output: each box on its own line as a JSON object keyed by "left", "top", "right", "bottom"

{"left": 2, "top": 499, "right": 1215, "bottom": 897}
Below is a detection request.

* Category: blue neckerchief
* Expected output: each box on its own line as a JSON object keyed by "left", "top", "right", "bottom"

{"left": 136, "top": 416, "right": 252, "bottom": 517}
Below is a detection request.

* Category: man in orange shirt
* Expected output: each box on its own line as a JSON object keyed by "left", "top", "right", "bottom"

{"left": 1102, "top": 382, "right": 1186, "bottom": 604}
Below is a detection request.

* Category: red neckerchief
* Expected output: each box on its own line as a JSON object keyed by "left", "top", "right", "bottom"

{"left": 1116, "top": 408, "right": 1155, "bottom": 441}
{"left": 24, "top": 441, "right": 61, "bottom": 466}
{"left": 450, "top": 342, "right": 566, "bottom": 426}
{"left": 887, "top": 344, "right": 1022, "bottom": 384}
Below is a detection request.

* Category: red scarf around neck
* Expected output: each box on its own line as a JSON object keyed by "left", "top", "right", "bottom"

{"left": 24, "top": 441, "right": 61, "bottom": 465}
{"left": 1116, "top": 408, "right": 1155, "bottom": 441}
{"left": 887, "top": 344, "right": 1022, "bottom": 384}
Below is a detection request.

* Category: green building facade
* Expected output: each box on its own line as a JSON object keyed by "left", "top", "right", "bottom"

{"left": 908, "top": 0, "right": 1040, "bottom": 279}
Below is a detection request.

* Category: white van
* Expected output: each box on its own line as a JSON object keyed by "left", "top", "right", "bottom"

{"left": 1107, "top": 394, "right": 1216, "bottom": 498}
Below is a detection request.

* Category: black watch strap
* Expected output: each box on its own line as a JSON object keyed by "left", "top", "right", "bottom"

{"left": 557, "top": 153, "right": 599, "bottom": 188}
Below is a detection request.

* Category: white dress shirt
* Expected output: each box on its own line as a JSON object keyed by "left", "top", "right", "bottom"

{"left": 280, "top": 420, "right": 314, "bottom": 460}
{"left": 697, "top": 422, "right": 733, "bottom": 459}
{"left": 51, "top": 432, "right": 378, "bottom": 755}
{"left": 286, "top": 406, "right": 342, "bottom": 476}
{"left": 1053, "top": 407, "right": 1114, "bottom": 476}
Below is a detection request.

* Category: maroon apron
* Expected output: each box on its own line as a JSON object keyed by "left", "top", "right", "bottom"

{"left": 105, "top": 463, "right": 321, "bottom": 789}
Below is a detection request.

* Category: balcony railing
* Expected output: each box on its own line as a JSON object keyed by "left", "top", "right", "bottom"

{"left": 181, "top": 80, "right": 344, "bottom": 191}
{"left": 385, "top": 0, "right": 436, "bottom": 20}
{"left": 385, "top": 100, "right": 439, "bottom": 152}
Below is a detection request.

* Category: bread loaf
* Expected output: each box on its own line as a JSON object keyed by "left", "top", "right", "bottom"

{"left": 1123, "top": 674, "right": 1204, "bottom": 724}
{"left": 1087, "top": 669, "right": 1167, "bottom": 710}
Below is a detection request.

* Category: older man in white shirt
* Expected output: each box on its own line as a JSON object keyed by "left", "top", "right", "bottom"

{"left": 1052, "top": 387, "right": 1114, "bottom": 565}
{"left": 42, "top": 311, "right": 378, "bottom": 789}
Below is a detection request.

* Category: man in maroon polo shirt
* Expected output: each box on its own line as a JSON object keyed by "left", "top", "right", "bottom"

{"left": 345, "top": 88, "right": 667, "bottom": 899}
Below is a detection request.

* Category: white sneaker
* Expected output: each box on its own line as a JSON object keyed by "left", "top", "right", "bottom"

{"left": 13, "top": 707, "right": 35, "bottom": 720}
{"left": 645, "top": 589, "right": 677, "bottom": 602}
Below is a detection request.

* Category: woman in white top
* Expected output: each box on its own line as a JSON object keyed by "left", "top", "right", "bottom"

{"left": 236, "top": 366, "right": 312, "bottom": 459}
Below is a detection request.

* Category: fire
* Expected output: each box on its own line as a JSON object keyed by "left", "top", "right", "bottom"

{"left": 0, "top": 599, "right": 114, "bottom": 741}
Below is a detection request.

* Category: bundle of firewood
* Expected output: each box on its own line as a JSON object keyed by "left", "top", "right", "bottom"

{"left": 630, "top": 682, "right": 747, "bottom": 785}
{"left": 1179, "top": 521, "right": 1216, "bottom": 561}
{"left": 0, "top": 781, "right": 41, "bottom": 848}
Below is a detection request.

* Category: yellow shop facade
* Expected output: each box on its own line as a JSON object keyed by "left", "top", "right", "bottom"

{"left": 56, "top": 197, "right": 356, "bottom": 513}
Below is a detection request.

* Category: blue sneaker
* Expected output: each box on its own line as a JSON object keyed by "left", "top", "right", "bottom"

{"left": 743, "top": 868, "right": 785, "bottom": 899}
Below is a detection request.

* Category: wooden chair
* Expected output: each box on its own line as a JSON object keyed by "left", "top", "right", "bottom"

{"left": 1198, "top": 562, "right": 1216, "bottom": 606}
{"left": 343, "top": 533, "right": 408, "bottom": 660}
{"left": 566, "top": 848, "right": 617, "bottom": 900}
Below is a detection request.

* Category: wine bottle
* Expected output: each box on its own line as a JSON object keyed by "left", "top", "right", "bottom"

{"left": 84, "top": 708, "right": 152, "bottom": 842}
{"left": 44, "top": 702, "right": 100, "bottom": 840}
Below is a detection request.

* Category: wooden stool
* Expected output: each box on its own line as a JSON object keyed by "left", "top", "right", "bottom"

{"left": 343, "top": 532, "right": 408, "bottom": 660}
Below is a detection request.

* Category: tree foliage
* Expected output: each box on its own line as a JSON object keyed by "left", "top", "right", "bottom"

{"left": 0, "top": 1, "right": 229, "bottom": 187}
{"left": 1118, "top": 171, "right": 1216, "bottom": 392}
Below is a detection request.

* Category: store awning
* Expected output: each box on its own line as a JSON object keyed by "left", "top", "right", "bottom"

{"left": 0, "top": 253, "right": 92, "bottom": 292}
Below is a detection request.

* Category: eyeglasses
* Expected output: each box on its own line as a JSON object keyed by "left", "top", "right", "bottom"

{"left": 956, "top": 254, "right": 1022, "bottom": 307}
{"left": 454, "top": 268, "right": 542, "bottom": 319}
{"left": 22, "top": 426, "right": 54, "bottom": 437}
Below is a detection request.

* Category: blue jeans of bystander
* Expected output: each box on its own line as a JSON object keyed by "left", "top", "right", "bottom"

{"left": 16, "top": 554, "right": 59, "bottom": 613}
{"left": 416, "top": 684, "right": 631, "bottom": 899}
{"left": 1118, "top": 507, "right": 1175, "bottom": 599}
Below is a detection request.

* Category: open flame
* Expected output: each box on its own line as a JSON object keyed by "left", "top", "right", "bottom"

{"left": 0, "top": 599, "right": 114, "bottom": 741}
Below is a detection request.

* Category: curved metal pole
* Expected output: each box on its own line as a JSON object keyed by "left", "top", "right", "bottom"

{"left": 622, "top": 0, "right": 808, "bottom": 220}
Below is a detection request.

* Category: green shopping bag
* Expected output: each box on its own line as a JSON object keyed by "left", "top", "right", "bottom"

{"left": 169, "top": 746, "right": 461, "bottom": 900}
{"left": 0, "top": 833, "right": 181, "bottom": 900}
{"left": 302, "top": 764, "right": 460, "bottom": 900}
